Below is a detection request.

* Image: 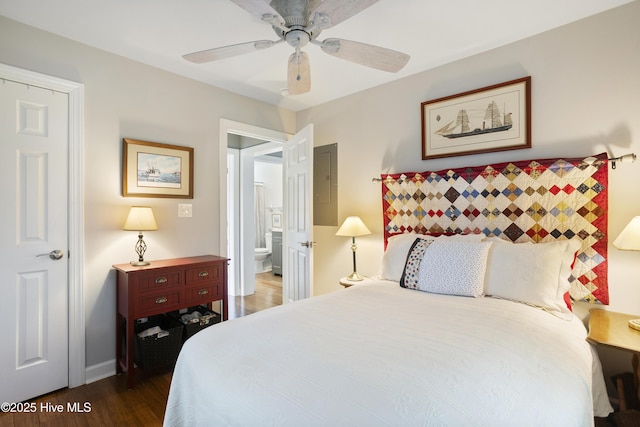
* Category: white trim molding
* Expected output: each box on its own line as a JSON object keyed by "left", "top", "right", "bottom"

{"left": 85, "top": 360, "right": 116, "bottom": 385}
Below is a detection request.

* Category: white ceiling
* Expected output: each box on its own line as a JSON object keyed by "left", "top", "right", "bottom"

{"left": 0, "top": 0, "right": 632, "bottom": 112}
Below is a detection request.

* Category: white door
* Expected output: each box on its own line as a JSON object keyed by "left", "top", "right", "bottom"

{"left": 283, "top": 124, "right": 313, "bottom": 302}
{"left": 0, "top": 79, "right": 69, "bottom": 402}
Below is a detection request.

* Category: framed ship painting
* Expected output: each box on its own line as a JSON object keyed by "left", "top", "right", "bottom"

{"left": 421, "top": 76, "right": 531, "bottom": 160}
{"left": 122, "top": 138, "right": 194, "bottom": 198}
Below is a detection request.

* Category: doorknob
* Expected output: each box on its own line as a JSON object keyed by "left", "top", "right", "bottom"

{"left": 36, "top": 249, "right": 64, "bottom": 260}
{"left": 299, "top": 241, "right": 316, "bottom": 248}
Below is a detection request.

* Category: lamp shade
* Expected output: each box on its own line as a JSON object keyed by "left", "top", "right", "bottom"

{"left": 123, "top": 206, "right": 158, "bottom": 231}
{"left": 613, "top": 216, "right": 640, "bottom": 251}
{"left": 336, "top": 216, "right": 371, "bottom": 237}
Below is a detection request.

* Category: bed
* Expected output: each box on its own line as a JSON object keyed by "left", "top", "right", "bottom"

{"left": 164, "top": 153, "right": 613, "bottom": 426}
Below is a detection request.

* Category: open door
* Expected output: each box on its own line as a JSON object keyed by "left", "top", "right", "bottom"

{"left": 282, "top": 124, "right": 313, "bottom": 302}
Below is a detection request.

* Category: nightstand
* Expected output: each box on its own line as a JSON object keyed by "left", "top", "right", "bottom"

{"left": 588, "top": 308, "right": 640, "bottom": 409}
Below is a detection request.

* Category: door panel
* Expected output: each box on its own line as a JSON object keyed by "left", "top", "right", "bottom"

{"left": 0, "top": 79, "right": 69, "bottom": 402}
{"left": 283, "top": 124, "right": 313, "bottom": 302}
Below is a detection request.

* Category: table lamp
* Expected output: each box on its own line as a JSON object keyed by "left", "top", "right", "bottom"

{"left": 613, "top": 216, "right": 640, "bottom": 330}
{"left": 336, "top": 216, "right": 371, "bottom": 281}
{"left": 123, "top": 206, "right": 158, "bottom": 266}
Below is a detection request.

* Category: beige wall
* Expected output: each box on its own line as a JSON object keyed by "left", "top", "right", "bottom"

{"left": 0, "top": 16, "right": 296, "bottom": 374}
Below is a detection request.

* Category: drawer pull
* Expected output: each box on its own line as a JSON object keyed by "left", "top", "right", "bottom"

{"left": 155, "top": 296, "right": 168, "bottom": 304}
{"left": 198, "top": 271, "right": 209, "bottom": 277}
{"left": 155, "top": 277, "right": 168, "bottom": 284}
{"left": 198, "top": 289, "right": 209, "bottom": 296}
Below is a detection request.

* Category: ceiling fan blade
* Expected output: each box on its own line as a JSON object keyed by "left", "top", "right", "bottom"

{"left": 311, "top": 0, "right": 379, "bottom": 29}
{"left": 230, "top": 0, "right": 285, "bottom": 27}
{"left": 183, "top": 40, "right": 280, "bottom": 63}
{"left": 317, "top": 38, "right": 410, "bottom": 72}
{"left": 287, "top": 50, "right": 311, "bottom": 95}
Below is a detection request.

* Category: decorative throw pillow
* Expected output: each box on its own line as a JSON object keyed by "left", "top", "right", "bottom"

{"left": 416, "top": 240, "right": 493, "bottom": 297}
{"left": 381, "top": 232, "right": 486, "bottom": 282}
{"left": 484, "top": 239, "right": 581, "bottom": 316}
{"left": 399, "top": 238, "right": 433, "bottom": 289}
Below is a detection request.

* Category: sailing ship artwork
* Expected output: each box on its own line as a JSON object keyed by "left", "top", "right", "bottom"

{"left": 421, "top": 77, "right": 531, "bottom": 160}
{"left": 435, "top": 101, "right": 512, "bottom": 139}
{"left": 136, "top": 152, "right": 182, "bottom": 189}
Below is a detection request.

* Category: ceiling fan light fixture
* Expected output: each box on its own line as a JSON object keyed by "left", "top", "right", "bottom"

{"left": 284, "top": 28, "right": 311, "bottom": 48}
{"left": 287, "top": 50, "right": 311, "bottom": 95}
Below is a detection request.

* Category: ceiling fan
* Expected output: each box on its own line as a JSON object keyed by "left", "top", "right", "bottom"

{"left": 183, "top": 0, "right": 410, "bottom": 95}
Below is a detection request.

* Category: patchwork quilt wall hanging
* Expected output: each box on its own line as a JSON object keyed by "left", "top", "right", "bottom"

{"left": 381, "top": 153, "right": 609, "bottom": 304}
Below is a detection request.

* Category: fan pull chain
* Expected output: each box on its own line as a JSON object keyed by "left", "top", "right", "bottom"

{"left": 296, "top": 48, "right": 302, "bottom": 81}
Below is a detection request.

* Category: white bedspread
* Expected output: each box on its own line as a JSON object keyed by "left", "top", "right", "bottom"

{"left": 164, "top": 280, "right": 612, "bottom": 426}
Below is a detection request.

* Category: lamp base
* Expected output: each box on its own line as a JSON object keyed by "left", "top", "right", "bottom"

{"left": 130, "top": 260, "right": 150, "bottom": 266}
{"left": 629, "top": 319, "right": 640, "bottom": 331}
{"left": 346, "top": 272, "right": 364, "bottom": 281}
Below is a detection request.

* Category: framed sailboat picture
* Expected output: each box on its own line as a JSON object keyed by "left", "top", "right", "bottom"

{"left": 122, "top": 138, "right": 194, "bottom": 198}
{"left": 421, "top": 77, "right": 531, "bottom": 160}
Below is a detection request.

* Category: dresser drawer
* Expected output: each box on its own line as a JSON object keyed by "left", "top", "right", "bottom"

{"left": 185, "top": 265, "right": 221, "bottom": 286}
{"left": 185, "top": 283, "right": 222, "bottom": 305}
{"left": 138, "top": 291, "right": 182, "bottom": 316}
{"left": 138, "top": 271, "right": 182, "bottom": 292}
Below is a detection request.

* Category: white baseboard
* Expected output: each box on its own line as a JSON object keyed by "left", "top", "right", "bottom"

{"left": 85, "top": 359, "right": 116, "bottom": 384}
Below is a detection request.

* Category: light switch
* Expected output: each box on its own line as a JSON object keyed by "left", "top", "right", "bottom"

{"left": 178, "top": 204, "right": 192, "bottom": 217}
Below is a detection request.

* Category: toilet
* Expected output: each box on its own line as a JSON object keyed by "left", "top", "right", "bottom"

{"left": 255, "top": 232, "right": 272, "bottom": 273}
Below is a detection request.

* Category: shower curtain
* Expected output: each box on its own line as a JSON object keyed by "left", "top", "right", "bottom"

{"left": 254, "top": 183, "right": 265, "bottom": 248}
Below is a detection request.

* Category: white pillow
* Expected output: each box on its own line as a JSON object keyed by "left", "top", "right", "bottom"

{"left": 417, "top": 240, "right": 493, "bottom": 297}
{"left": 484, "top": 239, "right": 581, "bottom": 315}
{"left": 381, "top": 234, "right": 426, "bottom": 281}
{"left": 380, "top": 232, "right": 485, "bottom": 281}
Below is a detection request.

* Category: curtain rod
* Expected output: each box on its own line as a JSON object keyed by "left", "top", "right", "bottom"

{"left": 371, "top": 152, "right": 636, "bottom": 182}
{"left": 610, "top": 153, "right": 637, "bottom": 169}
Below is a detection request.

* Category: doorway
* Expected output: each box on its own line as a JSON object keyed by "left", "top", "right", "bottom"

{"left": 227, "top": 144, "right": 284, "bottom": 318}
{"left": 219, "top": 120, "right": 314, "bottom": 306}
{"left": 218, "top": 120, "right": 289, "bottom": 301}
{"left": 227, "top": 136, "right": 283, "bottom": 298}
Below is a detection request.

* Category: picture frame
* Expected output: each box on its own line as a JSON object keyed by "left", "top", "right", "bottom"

{"left": 271, "top": 213, "right": 282, "bottom": 229}
{"left": 122, "top": 138, "right": 194, "bottom": 198}
{"left": 421, "top": 76, "right": 531, "bottom": 160}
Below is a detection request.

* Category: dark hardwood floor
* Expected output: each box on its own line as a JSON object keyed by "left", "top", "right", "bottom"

{"left": 0, "top": 273, "right": 282, "bottom": 427}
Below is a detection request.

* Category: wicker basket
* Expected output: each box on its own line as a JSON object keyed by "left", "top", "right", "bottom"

{"left": 134, "top": 314, "right": 184, "bottom": 370}
{"left": 169, "top": 306, "right": 221, "bottom": 341}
